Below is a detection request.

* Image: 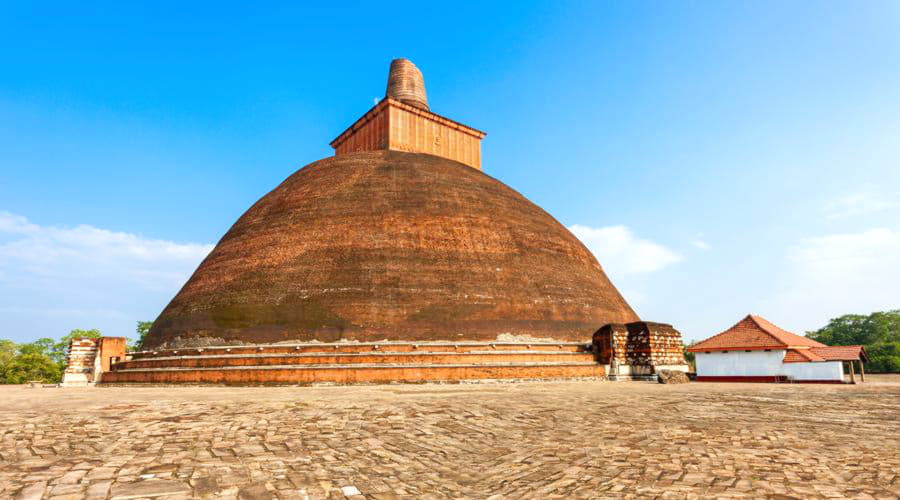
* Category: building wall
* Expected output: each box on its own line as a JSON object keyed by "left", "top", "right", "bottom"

{"left": 782, "top": 360, "right": 843, "bottom": 381}
{"left": 695, "top": 350, "right": 785, "bottom": 377}
{"left": 331, "top": 99, "right": 484, "bottom": 170}
{"left": 387, "top": 104, "right": 482, "bottom": 170}
{"left": 696, "top": 350, "right": 845, "bottom": 381}
{"left": 332, "top": 106, "right": 389, "bottom": 156}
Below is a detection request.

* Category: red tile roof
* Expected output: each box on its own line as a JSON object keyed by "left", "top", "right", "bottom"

{"left": 687, "top": 315, "right": 827, "bottom": 352}
{"left": 783, "top": 349, "right": 825, "bottom": 363}
{"left": 783, "top": 345, "right": 867, "bottom": 363}
{"left": 810, "top": 345, "right": 867, "bottom": 362}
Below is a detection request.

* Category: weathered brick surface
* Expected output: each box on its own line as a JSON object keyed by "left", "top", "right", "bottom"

{"left": 1, "top": 379, "right": 898, "bottom": 498}
{"left": 104, "top": 342, "right": 603, "bottom": 385}
{"left": 61, "top": 338, "right": 99, "bottom": 384}
{"left": 144, "top": 151, "right": 638, "bottom": 349}
{"left": 593, "top": 321, "right": 687, "bottom": 369}
{"left": 385, "top": 58, "right": 429, "bottom": 111}
{"left": 62, "top": 337, "right": 129, "bottom": 385}
{"left": 98, "top": 338, "right": 127, "bottom": 373}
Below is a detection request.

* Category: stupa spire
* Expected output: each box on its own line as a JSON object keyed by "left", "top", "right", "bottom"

{"left": 331, "top": 58, "right": 485, "bottom": 169}
{"left": 385, "top": 58, "right": 429, "bottom": 111}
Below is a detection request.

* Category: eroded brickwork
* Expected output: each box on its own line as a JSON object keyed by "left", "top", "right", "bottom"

{"left": 143, "top": 151, "right": 639, "bottom": 349}
{"left": 625, "top": 322, "right": 687, "bottom": 367}
{"left": 61, "top": 337, "right": 128, "bottom": 385}
{"left": 593, "top": 321, "right": 687, "bottom": 370}
{"left": 61, "top": 338, "right": 99, "bottom": 385}
{"left": 595, "top": 323, "right": 628, "bottom": 365}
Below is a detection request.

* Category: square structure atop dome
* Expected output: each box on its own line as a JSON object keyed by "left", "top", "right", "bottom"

{"left": 330, "top": 59, "right": 486, "bottom": 170}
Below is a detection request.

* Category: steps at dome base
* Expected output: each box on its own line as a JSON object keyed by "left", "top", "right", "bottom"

{"left": 101, "top": 342, "right": 604, "bottom": 385}
{"left": 115, "top": 351, "right": 595, "bottom": 370}
{"left": 128, "top": 341, "right": 590, "bottom": 358}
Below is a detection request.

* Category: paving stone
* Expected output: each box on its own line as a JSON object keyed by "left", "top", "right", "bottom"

{"left": 237, "top": 481, "right": 271, "bottom": 499}
{"left": 109, "top": 479, "right": 191, "bottom": 499}
{"left": 15, "top": 481, "right": 47, "bottom": 500}
{"left": 0, "top": 378, "right": 898, "bottom": 498}
{"left": 84, "top": 480, "right": 112, "bottom": 499}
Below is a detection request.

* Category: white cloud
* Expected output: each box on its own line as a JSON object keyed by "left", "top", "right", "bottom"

{"left": 0, "top": 212, "right": 213, "bottom": 340}
{"left": 761, "top": 227, "right": 900, "bottom": 331}
{"left": 0, "top": 212, "right": 39, "bottom": 234}
{"left": 0, "top": 305, "right": 130, "bottom": 320}
{"left": 568, "top": 224, "right": 682, "bottom": 276}
{"left": 691, "top": 239, "right": 711, "bottom": 251}
{"left": 825, "top": 186, "right": 896, "bottom": 220}
{"left": 0, "top": 212, "right": 213, "bottom": 292}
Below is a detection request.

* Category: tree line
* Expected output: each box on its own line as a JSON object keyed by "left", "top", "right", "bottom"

{"left": 805, "top": 309, "right": 899, "bottom": 373}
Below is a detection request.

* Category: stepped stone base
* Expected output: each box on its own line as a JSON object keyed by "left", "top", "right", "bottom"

{"left": 101, "top": 342, "right": 605, "bottom": 386}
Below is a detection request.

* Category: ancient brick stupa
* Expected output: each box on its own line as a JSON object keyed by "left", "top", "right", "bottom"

{"left": 101, "top": 59, "right": 685, "bottom": 385}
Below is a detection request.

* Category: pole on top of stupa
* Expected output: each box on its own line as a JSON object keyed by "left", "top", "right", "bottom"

{"left": 385, "top": 58, "right": 429, "bottom": 111}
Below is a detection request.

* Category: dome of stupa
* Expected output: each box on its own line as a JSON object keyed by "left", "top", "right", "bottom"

{"left": 142, "top": 60, "right": 639, "bottom": 349}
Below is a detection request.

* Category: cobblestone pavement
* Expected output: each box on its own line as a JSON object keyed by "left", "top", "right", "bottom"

{"left": 1, "top": 377, "right": 898, "bottom": 499}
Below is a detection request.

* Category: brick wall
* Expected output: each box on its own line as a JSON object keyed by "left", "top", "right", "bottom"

{"left": 594, "top": 323, "right": 629, "bottom": 365}
{"left": 98, "top": 337, "right": 127, "bottom": 372}
{"left": 331, "top": 98, "right": 486, "bottom": 170}
{"left": 593, "top": 321, "right": 687, "bottom": 369}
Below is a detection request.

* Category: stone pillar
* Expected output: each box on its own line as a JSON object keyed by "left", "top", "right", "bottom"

{"left": 61, "top": 338, "right": 100, "bottom": 386}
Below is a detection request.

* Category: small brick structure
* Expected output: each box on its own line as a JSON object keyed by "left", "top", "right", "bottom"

{"left": 61, "top": 337, "right": 99, "bottom": 386}
{"left": 61, "top": 337, "right": 128, "bottom": 386}
{"left": 593, "top": 321, "right": 690, "bottom": 380}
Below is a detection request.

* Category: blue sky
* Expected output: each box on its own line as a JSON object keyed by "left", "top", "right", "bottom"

{"left": 2, "top": 1, "right": 899, "bottom": 343}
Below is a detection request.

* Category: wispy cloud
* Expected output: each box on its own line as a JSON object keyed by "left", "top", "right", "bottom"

{"left": 761, "top": 227, "right": 900, "bottom": 331}
{"left": 568, "top": 224, "right": 682, "bottom": 276}
{"left": 824, "top": 185, "right": 896, "bottom": 220}
{"left": 0, "top": 212, "right": 213, "bottom": 340}
{"left": 0, "top": 305, "right": 131, "bottom": 320}
{"left": 691, "top": 234, "right": 711, "bottom": 251}
{"left": 0, "top": 212, "right": 213, "bottom": 292}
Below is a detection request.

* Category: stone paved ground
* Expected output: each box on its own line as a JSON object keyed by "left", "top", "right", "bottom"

{"left": 1, "top": 377, "right": 898, "bottom": 499}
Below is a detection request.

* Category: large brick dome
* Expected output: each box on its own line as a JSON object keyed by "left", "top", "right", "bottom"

{"left": 143, "top": 150, "right": 638, "bottom": 349}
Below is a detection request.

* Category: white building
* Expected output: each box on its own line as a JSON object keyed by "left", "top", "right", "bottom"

{"left": 688, "top": 315, "right": 867, "bottom": 383}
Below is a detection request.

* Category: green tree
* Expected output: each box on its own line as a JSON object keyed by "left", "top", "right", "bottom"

{"left": 3, "top": 352, "right": 62, "bottom": 384}
{"left": 135, "top": 321, "right": 153, "bottom": 350}
{"left": 0, "top": 340, "right": 16, "bottom": 383}
{"left": 682, "top": 343, "right": 696, "bottom": 365}
{"left": 18, "top": 338, "right": 55, "bottom": 356}
{"left": 807, "top": 310, "right": 900, "bottom": 373}
{"left": 0, "top": 339, "right": 18, "bottom": 361}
